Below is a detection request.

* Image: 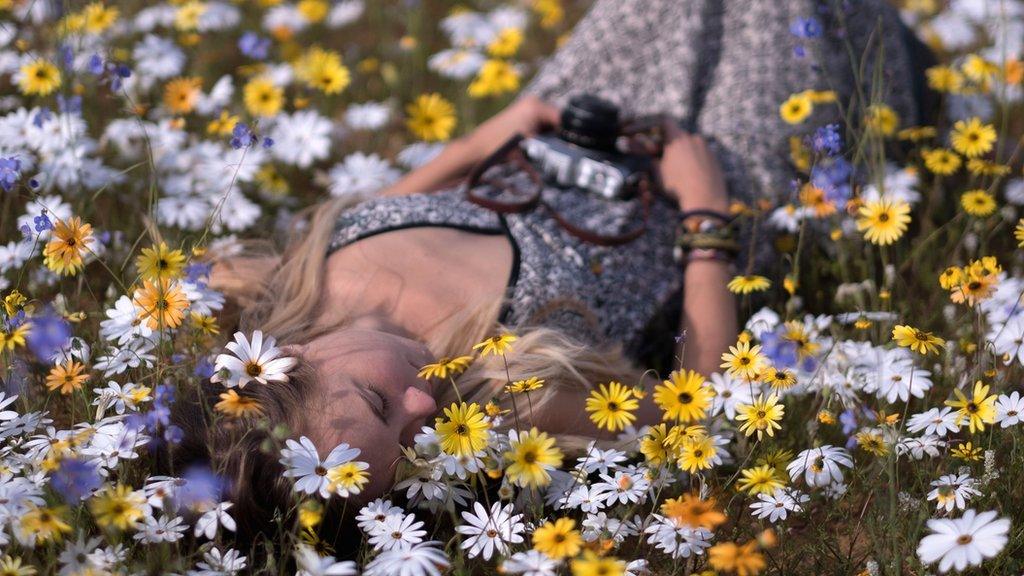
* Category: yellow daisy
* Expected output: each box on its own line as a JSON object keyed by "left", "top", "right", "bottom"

{"left": 891, "top": 324, "right": 945, "bottom": 355}
{"left": 417, "top": 355, "right": 473, "bottom": 380}
{"left": 779, "top": 93, "right": 813, "bottom": 125}
{"left": 136, "top": 242, "right": 186, "bottom": 282}
{"left": 43, "top": 217, "right": 94, "bottom": 276}
{"left": 653, "top": 369, "right": 713, "bottom": 423}
{"left": 215, "top": 389, "right": 264, "bottom": 418}
{"left": 735, "top": 394, "right": 785, "bottom": 440}
{"left": 134, "top": 279, "right": 189, "bottom": 330}
{"left": 45, "top": 360, "right": 89, "bottom": 395}
{"left": 17, "top": 59, "right": 62, "bottom": 96}
{"left": 720, "top": 341, "right": 767, "bottom": 380}
{"left": 472, "top": 333, "right": 517, "bottom": 357}
{"left": 950, "top": 117, "right": 996, "bottom": 158}
{"left": 434, "top": 402, "right": 491, "bottom": 458}
{"left": 504, "top": 427, "right": 563, "bottom": 488}
{"left": 727, "top": 275, "right": 771, "bottom": 295}
{"left": 856, "top": 199, "right": 911, "bottom": 245}
{"left": 532, "top": 517, "right": 582, "bottom": 560}
{"left": 89, "top": 484, "right": 147, "bottom": 531}
{"left": 945, "top": 380, "right": 997, "bottom": 434}
{"left": 921, "top": 148, "right": 961, "bottom": 175}
{"left": 243, "top": 76, "right": 284, "bottom": 117}
{"left": 585, "top": 381, "right": 639, "bottom": 432}
{"left": 736, "top": 464, "right": 787, "bottom": 495}
{"left": 960, "top": 189, "right": 996, "bottom": 217}
{"left": 406, "top": 93, "right": 456, "bottom": 142}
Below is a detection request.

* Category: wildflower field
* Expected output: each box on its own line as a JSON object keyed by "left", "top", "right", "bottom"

{"left": 2, "top": 0, "right": 1024, "bottom": 575}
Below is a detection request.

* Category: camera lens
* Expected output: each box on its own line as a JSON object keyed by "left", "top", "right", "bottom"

{"left": 559, "top": 94, "right": 619, "bottom": 152}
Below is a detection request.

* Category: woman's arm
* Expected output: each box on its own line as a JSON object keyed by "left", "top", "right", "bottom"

{"left": 657, "top": 126, "right": 738, "bottom": 377}
{"left": 379, "top": 96, "right": 560, "bottom": 197}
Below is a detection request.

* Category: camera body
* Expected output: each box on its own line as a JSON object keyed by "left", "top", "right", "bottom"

{"left": 520, "top": 94, "right": 653, "bottom": 200}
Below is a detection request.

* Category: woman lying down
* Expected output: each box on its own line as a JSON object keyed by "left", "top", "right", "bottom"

{"left": 164, "top": 0, "right": 924, "bottom": 555}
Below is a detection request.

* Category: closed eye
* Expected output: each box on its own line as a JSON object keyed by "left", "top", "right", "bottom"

{"left": 359, "top": 384, "right": 390, "bottom": 424}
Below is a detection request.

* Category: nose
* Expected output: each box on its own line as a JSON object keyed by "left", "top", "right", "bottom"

{"left": 403, "top": 385, "right": 438, "bottom": 422}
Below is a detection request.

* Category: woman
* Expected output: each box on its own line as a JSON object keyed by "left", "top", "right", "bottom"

{"left": 167, "top": 0, "right": 923, "bottom": 549}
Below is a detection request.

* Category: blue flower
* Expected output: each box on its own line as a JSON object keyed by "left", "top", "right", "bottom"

{"left": 759, "top": 330, "right": 798, "bottom": 369}
{"left": 25, "top": 310, "right": 71, "bottom": 362}
{"left": 0, "top": 156, "right": 21, "bottom": 192}
{"left": 51, "top": 457, "right": 102, "bottom": 503}
{"left": 790, "top": 16, "right": 823, "bottom": 38}
{"left": 230, "top": 123, "right": 258, "bottom": 149}
{"left": 185, "top": 262, "right": 212, "bottom": 283}
{"left": 60, "top": 44, "right": 74, "bottom": 68}
{"left": 32, "top": 107, "right": 52, "bottom": 128}
{"left": 174, "top": 465, "right": 225, "bottom": 511}
{"left": 34, "top": 213, "right": 53, "bottom": 232}
{"left": 58, "top": 94, "right": 82, "bottom": 115}
{"left": 238, "top": 32, "right": 271, "bottom": 60}
{"left": 88, "top": 54, "right": 105, "bottom": 75}
{"left": 810, "top": 123, "right": 843, "bottom": 156}
{"left": 194, "top": 357, "right": 215, "bottom": 379}
{"left": 261, "top": 136, "right": 274, "bottom": 149}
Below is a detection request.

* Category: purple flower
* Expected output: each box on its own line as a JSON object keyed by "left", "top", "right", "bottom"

{"left": 810, "top": 123, "right": 843, "bottom": 156}
{"left": 0, "top": 156, "right": 21, "bottom": 192}
{"left": 238, "top": 32, "right": 271, "bottom": 60}
{"left": 34, "top": 213, "right": 52, "bottom": 232}
{"left": 790, "top": 16, "right": 823, "bottom": 38}
{"left": 32, "top": 107, "right": 52, "bottom": 128}
{"left": 759, "top": 330, "right": 799, "bottom": 369}
{"left": 810, "top": 157, "right": 853, "bottom": 205}
{"left": 58, "top": 94, "right": 82, "bottom": 115}
{"left": 194, "top": 357, "right": 215, "bottom": 379}
{"left": 261, "top": 136, "right": 274, "bottom": 149}
{"left": 185, "top": 262, "right": 212, "bottom": 283}
{"left": 174, "top": 465, "right": 225, "bottom": 511}
{"left": 88, "top": 54, "right": 104, "bottom": 75}
{"left": 25, "top": 311, "right": 71, "bottom": 362}
{"left": 230, "top": 123, "right": 258, "bottom": 149}
{"left": 51, "top": 457, "right": 102, "bottom": 503}
{"left": 60, "top": 44, "right": 74, "bottom": 68}
{"left": 19, "top": 224, "right": 32, "bottom": 239}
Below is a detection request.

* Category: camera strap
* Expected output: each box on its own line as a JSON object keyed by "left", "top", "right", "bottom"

{"left": 465, "top": 134, "right": 651, "bottom": 247}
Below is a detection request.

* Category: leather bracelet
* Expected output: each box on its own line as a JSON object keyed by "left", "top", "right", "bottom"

{"left": 679, "top": 208, "right": 733, "bottom": 224}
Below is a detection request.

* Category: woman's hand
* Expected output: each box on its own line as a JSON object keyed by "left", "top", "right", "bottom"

{"left": 461, "top": 95, "right": 561, "bottom": 161}
{"left": 379, "top": 96, "right": 559, "bottom": 197}
{"left": 655, "top": 123, "right": 730, "bottom": 212}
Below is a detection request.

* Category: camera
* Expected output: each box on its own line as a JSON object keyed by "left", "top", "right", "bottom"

{"left": 520, "top": 94, "right": 654, "bottom": 200}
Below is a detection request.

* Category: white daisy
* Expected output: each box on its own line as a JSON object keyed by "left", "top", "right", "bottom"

{"left": 895, "top": 435, "right": 945, "bottom": 460}
{"left": 294, "top": 544, "right": 357, "bottom": 576}
{"left": 749, "top": 488, "right": 810, "bottom": 523}
{"left": 575, "top": 443, "right": 627, "bottom": 475}
{"left": 328, "top": 0, "right": 365, "bottom": 27}
{"left": 211, "top": 330, "right": 297, "bottom": 389}
{"left": 368, "top": 513, "right": 427, "bottom": 552}
{"left": 326, "top": 152, "right": 401, "bottom": 198}
{"left": 917, "top": 509, "right": 1010, "bottom": 573}
{"left": 787, "top": 445, "right": 854, "bottom": 488}
{"left": 269, "top": 110, "right": 333, "bottom": 168}
{"left": 134, "top": 514, "right": 187, "bottom": 544}
{"left": 194, "top": 502, "right": 236, "bottom": 539}
{"left": 192, "top": 547, "right": 247, "bottom": 575}
{"left": 928, "top": 473, "right": 982, "bottom": 513}
{"left": 708, "top": 372, "right": 755, "bottom": 420}
{"left": 642, "top": 515, "right": 712, "bottom": 559}
{"left": 500, "top": 550, "right": 560, "bottom": 576}
{"left": 344, "top": 101, "right": 390, "bottom": 130}
{"left": 455, "top": 501, "right": 525, "bottom": 560}
{"left": 994, "top": 391, "right": 1024, "bottom": 427}
{"left": 356, "top": 498, "right": 405, "bottom": 535}
{"left": 907, "top": 407, "right": 961, "bottom": 437}
{"left": 363, "top": 541, "right": 450, "bottom": 576}
{"left": 279, "top": 436, "right": 361, "bottom": 498}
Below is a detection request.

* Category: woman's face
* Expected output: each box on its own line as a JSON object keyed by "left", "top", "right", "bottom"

{"left": 297, "top": 328, "right": 437, "bottom": 498}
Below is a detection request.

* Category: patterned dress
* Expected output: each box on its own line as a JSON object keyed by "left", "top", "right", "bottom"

{"left": 329, "top": 0, "right": 923, "bottom": 359}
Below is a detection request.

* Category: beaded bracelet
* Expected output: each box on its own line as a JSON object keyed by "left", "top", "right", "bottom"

{"left": 676, "top": 247, "right": 736, "bottom": 268}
